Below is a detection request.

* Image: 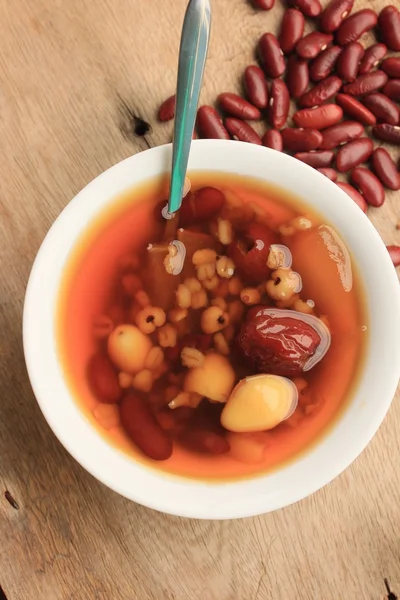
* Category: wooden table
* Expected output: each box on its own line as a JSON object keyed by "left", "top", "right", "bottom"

{"left": 0, "top": 0, "right": 399, "bottom": 598}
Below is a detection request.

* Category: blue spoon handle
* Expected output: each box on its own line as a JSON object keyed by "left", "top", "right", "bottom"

{"left": 167, "top": 0, "right": 211, "bottom": 214}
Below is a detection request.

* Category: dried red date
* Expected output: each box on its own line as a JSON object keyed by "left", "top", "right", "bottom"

{"left": 197, "top": 106, "right": 230, "bottom": 139}
{"left": 281, "top": 128, "right": 323, "bottom": 152}
{"left": 320, "top": 121, "right": 364, "bottom": 150}
{"left": 336, "top": 138, "right": 373, "bottom": 172}
{"left": 262, "top": 130, "right": 283, "bottom": 151}
{"left": 336, "top": 9, "right": 378, "bottom": 46}
{"left": 87, "top": 354, "right": 122, "bottom": 404}
{"left": 386, "top": 246, "right": 400, "bottom": 268}
{"left": 120, "top": 393, "right": 173, "bottom": 461}
{"left": 336, "top": 42, "right": 364, "bottom": 82}
{"left": 298, "top": 76, "right": 342, "bottom": 107}
{"left": 378, "top": 6, "right": 400, "bottom": 52}
{"left": 179, "top": 187, "right": 226, "bottom": 228}
{"left": 336, "top": 181, "right": 367, "bottom": 212}
{"left": 218, "top": 92, "right": 261, "bottom": 120}
{"left": 380, "top": 58, "right": 400, "bottom": 78}
{"left": 335, "top": 93, "right": 376, "bottom": 125}
{"left": 294, "top": 150, "right": 334, "bottom": 168}
{"left": 358, "top": 44, "right": 387, "bottom": 75}
{"left": 279, "top": 9, "right": 305, "bottom": 55}
{"left": 244, "top": 66, "right": 269, "bottom": 109}
{"left": 158, "top": 95, "right": 176, "bottom": 122}
{"left": 342, "top": 71, "right": 388, "bottom": 96}
{"left": 372, "top": 124, "right": 400, "bottom": 146}
{"left": 371, "top": 148, "right": 400, "bottom": 191}
{"left": 268, "top": 79, "right": 290, "bottom": 129}
{"left": 309, "top": 46, "right": 342, "bottom": 81}
{"left": 286, "top": 55, "right": 309, "bottom": 98}
{"left": 317, "top": 167, "right": 337, "bottom": 181}
{"left": 228, "top": 222, "right": 278, "bottom": 284}
{"left": 237, "top": 307, "right": 330, "bottom": 377}
{"left": 362, "top": 93, "right": 400, "bottom": 125}
{"left": 296, "top": 32, "right": 333, "bottom": 59}
{"left": 180, "top": 430, "right": 230, "bottom": 454}
{"left": 293, "top": 104, "right": 343, "bottom": 130}
{"left": 258, "top": 33, "right": 286, "bottom": 78}
{"left": 320, "top": 0, "right": 354, "bottom": 33}
{"left": 289, "top": 0, "right": 322, "bottom": 18}
{"left": 383, "top": 80, "right": 400, "bottom": 102}
{"left": 225, "top": 118, "right": 262, "bottom": 145}
{"left": 351, "top": 167, "right": 385, "bottom": 207}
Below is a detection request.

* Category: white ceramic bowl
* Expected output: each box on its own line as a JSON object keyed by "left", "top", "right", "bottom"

{"left": 23, "top": 141, "right": 400, "bottom": 520}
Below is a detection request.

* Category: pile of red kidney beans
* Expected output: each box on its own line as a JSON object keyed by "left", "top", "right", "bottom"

{"left": 157, "top": 0, "right": 400, "bottom": 268}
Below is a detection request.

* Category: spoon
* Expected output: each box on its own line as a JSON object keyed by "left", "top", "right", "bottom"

{"left": 167, "top": 0, "right": 211, "bottom": 215}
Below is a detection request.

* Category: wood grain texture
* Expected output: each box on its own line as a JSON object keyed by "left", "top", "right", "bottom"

{"left": 0, "top": 0, "right": 399, "bottom": 598}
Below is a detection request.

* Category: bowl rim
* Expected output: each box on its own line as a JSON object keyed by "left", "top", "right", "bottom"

{"left": 23, "top": 140, "right": 400, "bottom": 519}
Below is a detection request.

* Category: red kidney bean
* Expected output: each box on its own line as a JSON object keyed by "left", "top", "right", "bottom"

{"left": 225, "top": 118, "right": 262, "bottom": 145}
{"left": 342, "top": 71, "right": 388, "bottom": 96}
{"left": 281, "top": 128, "right": 323, "bottom": 152}
{"left": 286, "top": 55, "right": 309, "bottom": 98}
{"left": 244, "top": 66, "right": 269, "bottom": 109}
{"left": 336, "top": 138, "right": 373, "bottom": 172}
{"left": 289, "top": 0, "right": 322, "bottom": 17}
{"left": 296, "top": 32, "right": 333, "bottom": 59}
{"left": 298, "top": 75, "right": 342, "bottom": 107}
{"left": 180, "top": 429, "right": 230, "bottom": 455}
{"left": 386, "top": 245, "right": 400, "bottom": 268}
{"left": 320, "top": 121, "right": 364, "bottom": 150}
{"left": 293, "top": 104, "right": 343, "bottom": 130}
{"left": 336, "top": 42, "right": 364, "bottom": 82}
{"left": 358, "top": 44, "right": 387, "bottom": 75}
{"left": 268, "top": 79, "right": 290, "bottom": 129}
{"left": 317, "top": 167, "right": 338, "bottom": 181}
{"left": 383, "top": 80, "right": 400, "bottom": 102}
{"left": 197, "top": 106, "right": 230, "bottom": 139}
{"left": 156, "top": 407, "right": 194, "bottom": 436}
{"left": 351, "top": 167, "right": 385, "bottom": 207}
{"left": 336, "top": 181, "right": 367, "bottom": 212}
{"left": 371, "top": 148, "right": 400, "bottom": 190}
{"left": 372, "top": 124, "right": 400, "bottom": 146}
{"left": 258, "top": 33, "right": 285, "bottom": 79}
{"left": 252, "top": 0, "right": 275, "bottom": 9}
{"left": 309, "top": 45, "right": 342, "bottom": 81}
{"left": 320, "top": 0, "right": 354, "bottom": 33}
{"left": 362, "top": 93, "right": 400, "bottom": 126}
{"left": 120, "top": 393, "right": 173, "bottom": 461}
{"left": 179, "top": 187, "right": 226, "bottom": 228}
{"left": 294, "top": 150, "right": 334, "bottom": 167}
{"left": 380, "top": 58, "right": 400, "bottom": 78}
{"left": 262, "top": 129, "right": 283, "bottom": 151}
{"left": 279, "top": 9, "right": 305, "bottom": 55}
{"left": 158, "top": 95, "right": 176, "bottom": 122}
{"left": 378, "top": 6, "right": 400, "bottom": 52}
{"left": 335, "top": 93, "right": 376, "bottom": 125}
{"left": 218, "top": 92, "right": 261, "bottom": 120}
{"left": 87, "top": 354, "right": 122, "bottom": 404}
{"left": 336, "top": 9, "right": 378, "bottom": 46}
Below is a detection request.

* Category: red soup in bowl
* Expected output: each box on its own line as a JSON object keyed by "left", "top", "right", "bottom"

{"left": 56, "top": 172, "right": 367, "bottom": 480}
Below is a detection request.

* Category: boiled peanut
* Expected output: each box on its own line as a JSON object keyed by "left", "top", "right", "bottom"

{"left": 108, "top": 325, "right": 152, "bottom": 374}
